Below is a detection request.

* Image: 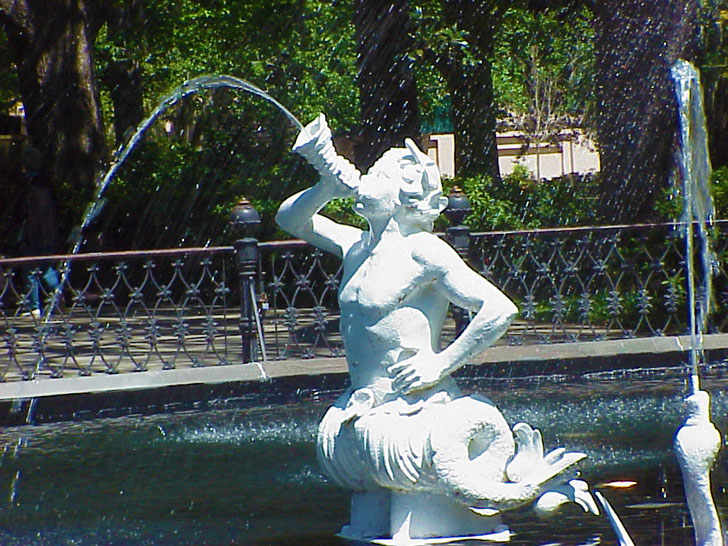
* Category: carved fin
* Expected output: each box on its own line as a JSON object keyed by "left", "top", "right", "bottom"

{"left": 531, "top": 451, "right": 586, "bottom": 486}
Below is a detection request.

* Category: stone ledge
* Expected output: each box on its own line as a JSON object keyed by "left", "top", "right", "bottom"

{"left": 0, "top": 333, "right": 725, "bottom": 402}
{"left": 0, "top": 363, "right": 266, "bottom": 401}
{"left": 478, "top": 333, "right": 728, "bottom": 364}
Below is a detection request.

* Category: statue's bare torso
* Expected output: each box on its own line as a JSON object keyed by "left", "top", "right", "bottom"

{"left": 338, "top": 233, "right": 448, "bottom": 390}
{"left": 276, "top": 124, "right": 518, "bottom": 395}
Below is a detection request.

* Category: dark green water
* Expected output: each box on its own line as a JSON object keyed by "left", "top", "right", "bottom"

{"left": 0, "top": 375, "right": 725, "bottom": 545}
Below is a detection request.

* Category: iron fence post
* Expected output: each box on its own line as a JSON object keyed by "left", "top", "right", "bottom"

{"left": 444, "top": 187, "right": 473, "bottom": 336}
{"left": 230, "top": 198, "right": 261, "bottom": 363}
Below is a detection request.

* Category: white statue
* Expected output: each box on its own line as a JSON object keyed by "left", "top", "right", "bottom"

{"left": 675, "top": 389, "right": 724, "bottom": 546}
{"left": 276, "top": 114, "right": 597, "bottom": 544}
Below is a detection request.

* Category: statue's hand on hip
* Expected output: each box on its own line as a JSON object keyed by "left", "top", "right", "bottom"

{"left": 388, "top": 349, "right": 447, "bottom": 394}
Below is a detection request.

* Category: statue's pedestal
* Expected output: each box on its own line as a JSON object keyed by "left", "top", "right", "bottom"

{"left": 338, "top": 490, "right": 512, "bottom": 545}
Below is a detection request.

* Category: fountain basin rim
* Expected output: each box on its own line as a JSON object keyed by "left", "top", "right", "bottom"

{"left": 0, "top": 333, "right": 726, "bottom": 403}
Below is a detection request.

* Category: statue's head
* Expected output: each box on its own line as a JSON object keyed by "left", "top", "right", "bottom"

{"left": 356, "top": 139, "right": 448, "bottom": 231}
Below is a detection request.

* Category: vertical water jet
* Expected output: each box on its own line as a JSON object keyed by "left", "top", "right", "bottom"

{"left": 671, "top": 58, "right": 724, "bottom": 546}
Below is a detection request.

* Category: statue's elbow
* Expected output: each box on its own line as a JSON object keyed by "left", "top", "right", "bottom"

{"left": 274, "top": 208, "right": 287, "bottom": 230}
{"left": 275, "top": 205, "right": 296, "bottom": 236}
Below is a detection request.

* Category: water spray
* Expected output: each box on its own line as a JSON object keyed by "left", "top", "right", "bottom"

{"left": 26, "top": 75, "right": 300, "bottom": 422}
{"left": 671, "top": 59, "right": 724, "bottom": 546}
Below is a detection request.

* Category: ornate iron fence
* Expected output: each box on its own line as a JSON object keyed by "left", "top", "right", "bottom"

{"left": 0, "top": 220, "right": 726, "bottom": 382}
{"left": 470, "top": 220, "right": 728, "bottom": 345}
{"left": 262, "top": 241, "right": 344, "bottom": 361}
{"left": 0, "top": 248, "right": 238, "bottom": 382}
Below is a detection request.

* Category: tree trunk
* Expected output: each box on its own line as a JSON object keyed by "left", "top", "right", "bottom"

{"left": 103, "top": 1, "right": 145, "bottom": 146}
{"left": 353, "top": 0, "right": 421, "bottom": 170}
{"left": 0, "top": 0, "right": 109, "bottom": 234}
{"left": 106, "top": 58, "right": 144, "bottom": 145}
{"left": 440, "top": 1, "right": 501, "bottom": 183}
{"left": 592, "top": 0, "right": 699, "bottom": 223}
{"left": 704, "top": 74, "right": 728, "bottom": 171}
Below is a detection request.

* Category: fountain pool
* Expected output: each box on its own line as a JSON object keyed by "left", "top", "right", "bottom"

{"left": 0, "top": 369, "right": 724, "bottom": 545}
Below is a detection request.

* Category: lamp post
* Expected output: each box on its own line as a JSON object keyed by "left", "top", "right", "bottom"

{"left": 444, "top": 187, "right": 472, "bottom": 336}
{"left": 444, "top": 187, "right": 472, "bottom": 258}
{"left": 229, "top": 197, "right": 261, "bottom": 363}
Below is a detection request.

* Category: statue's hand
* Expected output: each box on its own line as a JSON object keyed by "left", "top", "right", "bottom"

{"left": 388, "top": 350, "right": 448, "bottom": 394}
{"left": 341, "top": 388, "right": 376, "bottom": 422}
{"left": 319, "top": 388, "right": 376, "bottom": 461}
{"left": 293, "top": 113, "right": 332, "bottom": 154}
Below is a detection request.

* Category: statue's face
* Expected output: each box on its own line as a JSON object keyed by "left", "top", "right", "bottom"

{"left": 355, "top": 152, "right": 424, "bottom": 222}
{"left": 354, "top": 167, "right": 399, "bottom": 221}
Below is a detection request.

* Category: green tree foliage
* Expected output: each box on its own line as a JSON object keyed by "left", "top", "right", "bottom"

{"left": 443, "top": 166, "right": 599, "bottom": 232}
{"left": 91, "top": 0, "right": 360, "bottom": 250}
{"left": 492, "top": 6, "right": 594, "bottom": 136}
{"left": 96, "top": 0, "right": 359, "bottom": 134}
{"left": 3, "top": 0, "right": 725, "bottom": 254}
{"left": 714, "top": 166, "right": 728, "bottom": 218}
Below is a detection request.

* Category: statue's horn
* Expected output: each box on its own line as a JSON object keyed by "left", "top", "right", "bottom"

{"left": 404, "top": 138, "right": 440, "bottom": 192}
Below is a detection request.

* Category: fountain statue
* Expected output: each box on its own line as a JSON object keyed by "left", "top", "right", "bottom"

{"left": 276, "top": 114, "right": 599, "bottom": 544}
